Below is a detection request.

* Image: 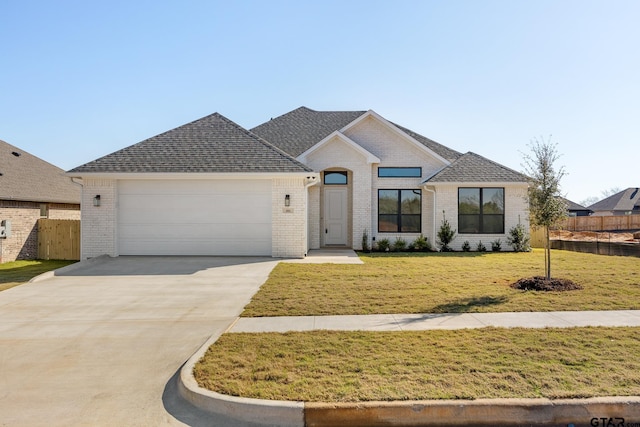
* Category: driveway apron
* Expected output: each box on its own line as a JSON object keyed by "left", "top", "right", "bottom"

{"left": 0, "top": 256, "right": 278, "bottom": 427}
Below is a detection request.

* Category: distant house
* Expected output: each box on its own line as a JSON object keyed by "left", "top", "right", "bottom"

{"left": 560, "top": 197, "right": 592, "bottom": 217}
{"left": 588, "top": 188, "right": 640, "bottom": 216}
{"left": 0, "top": 140, "right": 80, "bottom": 263}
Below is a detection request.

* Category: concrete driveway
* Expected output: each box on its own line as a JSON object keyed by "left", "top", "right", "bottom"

{"left": 0, "top": 256, "right": 279, "bottom": 427}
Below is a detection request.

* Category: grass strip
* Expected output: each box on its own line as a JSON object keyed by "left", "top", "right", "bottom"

{"left": 0, "top": 260, "right": 76, "bottom": 292}
{"left": 242, "top": 250, "right": 640, "bottom": 316}
{"left": 195, "top": 327, "right": 640, "bottom": 402}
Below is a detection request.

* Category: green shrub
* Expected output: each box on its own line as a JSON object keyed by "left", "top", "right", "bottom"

{"left": 507, "top": 223, "right": 531, "bottom": 252}
{"left": 362, "top": 229, "right": 370, "bottom": 252}
{"left": 437, "top": 211, "right": 456, "bottom": 252}
{"left": 392, "top": 237, "right": 407, "bottom": 252}
{"left": 376, "top": 238, "right": 391, "bottom": 252}
{"left": 491, "top": 239, "right": 502, "bottom": 252}
{"left": 462, "top": 241, "right": 471, "bottom": 252}
{"left": 411, "top": 234, "right": 433, "bottom": 252}
{"left": 476, "top": 241, "right": 487, "bottom": 252}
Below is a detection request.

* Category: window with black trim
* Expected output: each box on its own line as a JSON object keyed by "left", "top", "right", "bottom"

{"left": 458, "top": 188, "right": 504, "bottom": 234}
{"left": 378, "top": 189, "right": 421, "bottom": 232}
{"left": 378, "top": 167, "right": 422, "bottom": 178}
{"left": 323, "top": 171, "right": 348, "bottom": 185}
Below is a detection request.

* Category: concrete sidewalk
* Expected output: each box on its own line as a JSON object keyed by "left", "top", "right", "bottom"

{"left": 229, "top": 310, "right": 640, "bottom": 333}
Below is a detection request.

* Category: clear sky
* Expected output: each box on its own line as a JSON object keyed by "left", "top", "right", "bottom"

{"left": 2, "top": 0, "right": 638, "bottom": 205}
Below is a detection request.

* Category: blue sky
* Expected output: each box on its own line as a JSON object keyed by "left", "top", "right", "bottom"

{"left": 1, "top": 0, "right": 638, "bottom": 204}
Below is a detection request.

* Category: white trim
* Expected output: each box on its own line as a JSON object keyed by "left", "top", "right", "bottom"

{"left": 297, "top": 131, "right": 380, "bottom": 165}
{"left": 67, "top": 172, "right": 319, "bottom": 180}
{"left": 341, "top": 110, "right": 451, "bottom": 166}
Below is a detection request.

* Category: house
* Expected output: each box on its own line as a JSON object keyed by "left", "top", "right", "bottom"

{"left": 0, "top": 140, "right": 81, "bottom": 263}
{"left": 588, "top": 188, "right": 640, "bottom": 216}
{"left": 560, "top": 197, "right": 592, "bottom": 217}
{"left": 67, "top": 107, "right": 529, "bottom": 259}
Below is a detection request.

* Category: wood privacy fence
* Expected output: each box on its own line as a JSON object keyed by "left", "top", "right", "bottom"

{"left": 560, "top": 214, "right": 640, "bottom": 231}
{"left": 37, "top": 219, "right": 80, "bottom": 260}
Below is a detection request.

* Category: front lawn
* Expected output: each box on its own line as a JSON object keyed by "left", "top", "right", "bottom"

{"left": 0, "top": 260, "right": 76, "bottom": 292}
{"left": 242, "top": 250, "right": 640, "bottom": 316}
{"left": 195, "top": 327, "right": 640, "bottom": 402}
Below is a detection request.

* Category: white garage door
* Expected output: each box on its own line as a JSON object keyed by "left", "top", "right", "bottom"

{"left": 118, "top": 180, "right": 272, "bottom": 256}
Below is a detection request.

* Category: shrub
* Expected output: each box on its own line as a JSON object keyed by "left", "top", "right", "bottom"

{"left": 376, "top": 238, "right": 391, "bottom": 252}
{"left": 392, "top": 237, "right": 407, "bottom": 252}
{"left": 491, "top": 239, "right": 502, "bottom": 252}
{"left": 507, "top": 223, "right": 531, "bottom": 252}
{"left": 437, "top": 211, "right": 456, "bottom": 252}
{"left": 476, "top": 241, "right": 487, "bottom": 252}
{"left": 411, "top": 234, "right": 433, "bottom": 252}
{"left": 362, "top": 229, "right": 370, "bottom": 252}
{"left": 462, "top": 241, "right": 471, "bottom": 252}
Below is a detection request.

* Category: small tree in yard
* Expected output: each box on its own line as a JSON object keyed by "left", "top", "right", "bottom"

{"left": 437, "top": 211, "right": 456, "bottom": 251}
{"left": 522, "top": 136, "right": 568, "bottom": 280}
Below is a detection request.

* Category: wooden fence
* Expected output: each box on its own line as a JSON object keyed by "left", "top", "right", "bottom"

{"left": 37, "top": 219, "right": 80, "bottom": 260}
{"left": 561, "top": 214, "right": 640, "bottom": 231}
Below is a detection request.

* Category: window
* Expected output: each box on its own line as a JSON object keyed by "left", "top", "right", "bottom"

{"left": 323, "top": 171, "right": 348, "bottom": 185}
{"left": 378, "top": 189, "right": 421, "bottom": 232}
{"left": 458, "top": 188, "right": 504, "bottom": 234}
{"left": 378, "top": 167, "right": 422, "bottom": 178}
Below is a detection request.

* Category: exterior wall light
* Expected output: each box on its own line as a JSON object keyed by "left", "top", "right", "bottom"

{"left": 93, "top": 195, "right": 101, "bottom": 207}
{"left": 284, "top": 194, "right": 290, "bottom": 207}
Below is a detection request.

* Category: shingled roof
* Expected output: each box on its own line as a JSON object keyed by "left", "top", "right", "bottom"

{"left": 251, "top": 107, "right": 463, "bottom": 162}
{"left": 425, "top": 152, "right": 528, "bottom": 183}
{"left": 68, "top": 113, "right": 312, "bottom": 174}
{"left": 588, "top": 187, "right": 640, "bottom": 213}
{"left": 251, "top": 107, "right": 365, "bottom": 157}
{"left": 0, "top": 140, "right": 80, "bottom": 204}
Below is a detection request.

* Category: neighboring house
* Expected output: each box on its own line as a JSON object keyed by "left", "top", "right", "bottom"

{"left": 588, "top": 188, "right": 640, "bottom": 216}
{"left": 0, "top": 140, "right": 81, "bottom": 263}
{"left": 67, "top": 107, "right": 529, "bottom": 259}
{"left": 560, "top": 197, "right": 592, "bottom": 217}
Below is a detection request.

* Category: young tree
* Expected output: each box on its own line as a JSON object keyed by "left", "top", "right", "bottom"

{"left": 522, "top": 136, "right": 567, "bottom": 280}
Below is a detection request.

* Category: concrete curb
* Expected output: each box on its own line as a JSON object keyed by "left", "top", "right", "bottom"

{"left": 29, "top": 254, "right": 112, "bottom": 283}
{"left": 179, "top": 329, "right": 640, "bottom": 427}
{"left": 304, "top": 397, "right": 640, "bottom": 426}
{"left": 177, "top": 327, "right": 305, "bottom": 427}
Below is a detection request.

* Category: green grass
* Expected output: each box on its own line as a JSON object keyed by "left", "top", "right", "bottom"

{"left": 195, "top": 327, "right": 640, "bottom": 402}
{"left": 0, "top": 260, "right": 76, "bottom": 292}
{"left": 242, "top": 250, "right": 640, "bottom": 316}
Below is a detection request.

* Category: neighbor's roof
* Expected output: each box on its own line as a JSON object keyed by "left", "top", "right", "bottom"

{"left": 425, "top": 152, "right": 528, "bottom": 183}
{"left": 251, "top": 106, "right": 462, "bottom": 161}
{"left": 0, "top": 139, "right": 80, "bottom": 204}
{"left": 559, "top": 197, "right": 591, "bottom": 212}
{"left": 588, "top": 187, "right": 640, "bottom": 212}
{"left": 68, "top": 113, "right": 312, "bottom": 174}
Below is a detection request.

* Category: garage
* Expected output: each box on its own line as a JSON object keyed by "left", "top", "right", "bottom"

{"left": 117, "top": 179, "right": 272, "bottom": 256}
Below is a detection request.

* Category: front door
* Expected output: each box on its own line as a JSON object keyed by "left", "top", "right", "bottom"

{"left": 324, "top": 187, "right": 348, "bottom": 245}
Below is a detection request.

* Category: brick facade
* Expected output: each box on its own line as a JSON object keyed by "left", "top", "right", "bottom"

{"left": 0, "top": 200, "right": 80, "bottom": 263}
{"left": 80, "top": 178, "right": 118, "bottom": 259}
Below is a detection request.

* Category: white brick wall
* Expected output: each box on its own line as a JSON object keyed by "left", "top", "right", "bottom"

{"left": 431, "top": 183, "right": 530, "bottom": 251}
{"left": 271, "top": 177, "right": 309, "bottom": 258}
{"left": 81, "top": 178, "right": 117, "bottom": 259}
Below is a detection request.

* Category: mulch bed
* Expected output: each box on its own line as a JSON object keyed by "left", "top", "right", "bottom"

{"left": 510, "top": 276, "right": 583, "bottom": 292}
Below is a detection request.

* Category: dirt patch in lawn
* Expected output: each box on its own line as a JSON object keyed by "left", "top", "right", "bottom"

{"left": 511, "top": 276, "right": 583, "bottom": 292}
{"left": 552, "top": 230, "right": 639, "bottom": 243}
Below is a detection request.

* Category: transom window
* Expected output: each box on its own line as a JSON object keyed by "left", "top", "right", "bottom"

{"left": 323, "top": 171, "right": 348, "bottom": 185}
{"left": 458, "top": 188, "right": 505, "bottom": 234}
{"left": 378, "top": 189, "right": 421, "bottom": 233}
{"left": 378, "top": 167, "right": 422, "bottom": 178}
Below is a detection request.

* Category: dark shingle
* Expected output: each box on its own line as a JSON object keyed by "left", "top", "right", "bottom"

{"left": 251, "top": 107, "right": 366, "bottom": 157}
{"left": 588, "top": 188, "right": 640, "bottom": 212}
{"left": 426, "top": 152, "right": 528, "bottom": 183}
{"left": 0, "top": 140, "right": 80, "bottom": 204}
{"left": 68, "top": 113, "right": 312, "bottom": 174}
{"left": 391, "top": 123, "right": 462, "bottom": 162}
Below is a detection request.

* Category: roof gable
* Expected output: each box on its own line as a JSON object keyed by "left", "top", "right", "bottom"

{"left": 250, "top": 107, "right": 365, "bottom": 157}
{"left": 298, "top": 131, "right": 381, "bottom": 164}
{"left": 0, "top": 140, "right": 80, "bottom": 204}
{"left": 425, "top": 152, "right": 528, "bottom": 184}
{"left": 68, "top": 113, "right": 312, "bottom": 174}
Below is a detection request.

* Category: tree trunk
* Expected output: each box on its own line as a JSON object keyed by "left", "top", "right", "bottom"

{"left": 545, "top": 226, "right": 551, "bottom": 280}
